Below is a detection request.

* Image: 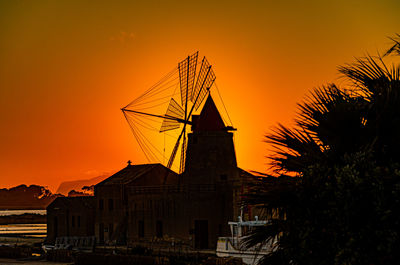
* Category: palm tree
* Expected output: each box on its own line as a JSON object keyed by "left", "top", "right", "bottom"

{"left": 245, "top": 36, "right": 400, "bottom": 265}
{"left": 385, "top": 33, "right": 400, "bottom": 56}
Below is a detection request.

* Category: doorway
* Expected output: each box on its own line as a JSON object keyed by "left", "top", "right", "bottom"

{"left": 194, "top": 220, "right": 208, "bottom": 249}
{"left": 99, "top": 223, "right": 104, "bottom": 244}
{"left": 156, "top": 220, "right": 163, "bottom": 238}
{"left": 53, "top": 216, "right": 58, "bottom": 239}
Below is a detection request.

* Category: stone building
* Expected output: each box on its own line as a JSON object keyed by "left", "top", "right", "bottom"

{"left": 94, "top": 163, "right": 179, "bottom": 245}
{"left": 46, "top": 197, "right": 95, "bottom": 243}
{"left": 46, "top": 95, "right": 256, "bottom": 249}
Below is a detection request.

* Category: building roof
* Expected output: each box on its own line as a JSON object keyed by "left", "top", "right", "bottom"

{"left": 47, "top": 196, "right": 95, "bottom": 210}
{"left": 95, "top": 163, "right": 178, "bottom": 187}
{"left": 192, "top": 95, "right": 225, "bottom": 131}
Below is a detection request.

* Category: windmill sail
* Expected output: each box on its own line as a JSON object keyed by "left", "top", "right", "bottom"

{"left": 178, "top": 52, "right": 198, "bottom": 107}
{"left": 192, "top": 57, "right": 216, "bottom": 110}
{"left": 180, "top": 134, "right": 187, "bottom": 173}
{"left": 160, "top": 98, "right": 185, "bottom": 132}
{"left": 122, "top": 52, "right": 221, "bottom": 173}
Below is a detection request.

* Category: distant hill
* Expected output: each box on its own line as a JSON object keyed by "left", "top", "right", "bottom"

{"left": 56, "top": 174, "right": 109, "bottom": 195}
{"left": 0, "top": 175, "right": 108, "bottom": 210}
{"left": 0, "top": 185, "right": 63, "bottom": 210}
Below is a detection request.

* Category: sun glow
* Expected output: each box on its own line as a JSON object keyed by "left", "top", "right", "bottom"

{"left": 1, "top": 0, "right": 399, "bottom": 190}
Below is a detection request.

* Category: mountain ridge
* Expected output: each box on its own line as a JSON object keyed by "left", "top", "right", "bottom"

{"left": 56, "top": 174, "right": 109, "bottom": 195}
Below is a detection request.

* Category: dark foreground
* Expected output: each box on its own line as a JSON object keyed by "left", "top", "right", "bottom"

{"left": 0, "top": 244, "right": 244, "bottom": 265}
{"left": 0, "top": 258, "right": 70, "bottom": 264}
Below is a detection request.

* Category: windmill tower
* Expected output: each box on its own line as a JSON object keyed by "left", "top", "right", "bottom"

{"left": 183, "top": 95, "right": 238, "bottom": 184}
{"left": 122, "top": 52, "right": 235, "bottom": 175}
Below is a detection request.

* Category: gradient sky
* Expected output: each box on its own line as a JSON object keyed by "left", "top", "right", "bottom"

{"left": 1, "top": 0, "right": 400, "bottom": 191}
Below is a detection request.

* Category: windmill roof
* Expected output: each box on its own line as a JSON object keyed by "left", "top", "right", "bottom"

{"left": 193, "top": 95, "right": 225, "bottom": 131}
{"left": 95, "top": 163, "right": 178, "bottom": 186}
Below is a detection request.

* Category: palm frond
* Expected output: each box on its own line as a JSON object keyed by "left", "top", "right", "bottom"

{"left": 266, "top": 124, "right": 324, "bottom": 174}
{"left": 242, "top": 219, "right": 285, "bottom": 249}
{"left": 245, "top": 176, "right": 297, "bottom": 213}
{"left": 338, "top": 56, "right": 392, "bottom": 97}
{"left": 257, "top": 249, "right": 290, "bottom": 265}
{"left": 384, "top": 33, "right": 400, "bottom": 57}
{"left": 245, "top": 34, "right": 400, "bottom": 264}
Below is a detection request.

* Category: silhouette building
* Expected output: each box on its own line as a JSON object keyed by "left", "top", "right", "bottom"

{"left": 47, "top": 197, "right": 95, "bottom": 243}
{"left": 47, "top": 95, "right": 255, "bottom": 249}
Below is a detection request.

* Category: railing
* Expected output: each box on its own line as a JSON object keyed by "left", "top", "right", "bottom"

{"left": 54, "top": 236, "right": 96, "bottom": 250}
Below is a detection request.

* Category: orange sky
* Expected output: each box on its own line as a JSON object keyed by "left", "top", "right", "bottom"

{"left": 1, "top": 0, "right": 400, "bottom": 191}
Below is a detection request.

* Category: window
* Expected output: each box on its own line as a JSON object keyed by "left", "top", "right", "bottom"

{"left": 77, "top": 216, "right": 81, "bottom": 227}
{"left": 155, "top": 201, "right": 160, "bottom": 215}
{"left": 108, "top": 199, "right": 114, "bottom": 211}
{"left": 166, "top": 201, "right": 170, "bottom": 217}
{"left": 156, "top": 220, "right": 163, "bottom": 238}
{"left": 54, "top": 217, "right": 58, "bottom": 238}
{"left": 220, "top": 174, "right": 227, "bottom": 181}
{"left": 99, "top": 199, "right": 104, "bottom": 210}
{"left": 109, "top": 223, "right": 114, "bottom": 238}
{"left": 138, "top": 220, "right": 144, "bottom": 238}
{"left": 71, "top": 216, "right": 75, "bottom": 227}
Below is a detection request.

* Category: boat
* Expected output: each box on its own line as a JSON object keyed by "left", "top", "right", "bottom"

{"left": 216, "top": 216, "right": 276, "bottom": 265}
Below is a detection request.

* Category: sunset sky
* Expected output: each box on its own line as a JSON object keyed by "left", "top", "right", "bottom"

{"left": 1, "top": 0, "right": 400, "bottom": 191}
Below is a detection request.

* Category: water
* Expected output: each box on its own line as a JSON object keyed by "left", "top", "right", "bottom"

{"left": 0, "top": 210, "right": 46, "bottom": 216}
{"left": 0, "top": 210, "right": 47, "bottom": 238}
{"left": 0, "top": 224, "right": 47, "bottom": 237}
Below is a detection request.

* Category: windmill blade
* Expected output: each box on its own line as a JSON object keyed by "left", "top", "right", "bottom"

{"left": 179, "top": 133, "right": 187, "bottom": 173}
{"left": 178, "top": 52, "right": 198, "bottom": 107}
{"left": 123, "top": 111, "right": 163, "bottom": 163}
{"left": 192, "top": 57, "right": 216, "bottom": 110}
{"left": 167, "top": 131, "right": 183, "bottom": 169}
{"left": 160, "top": 98, "right": 185, "bottom": 132}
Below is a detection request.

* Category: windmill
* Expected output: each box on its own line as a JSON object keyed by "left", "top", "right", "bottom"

{"left": 121, "top": 52, "right": 218, "bottom": 173}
